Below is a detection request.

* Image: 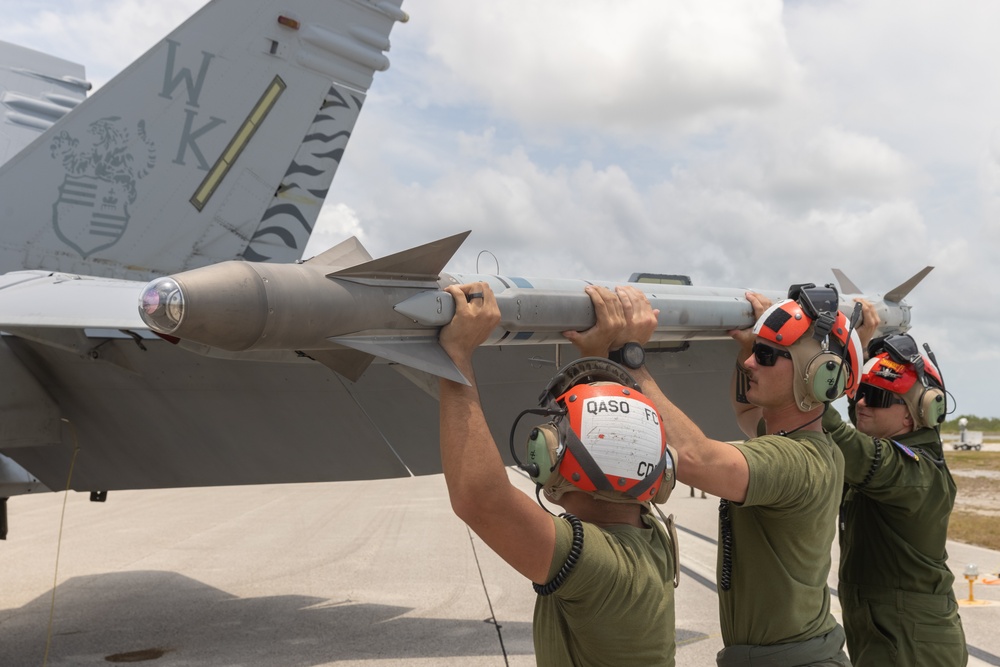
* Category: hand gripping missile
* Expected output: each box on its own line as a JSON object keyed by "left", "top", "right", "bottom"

{"left": 138, "top": 231, "right": 927, "bottom": 384}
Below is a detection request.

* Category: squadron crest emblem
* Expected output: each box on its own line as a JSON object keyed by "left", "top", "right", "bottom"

{"left": 50, "top": 117, "right": 156, "bottom": 258}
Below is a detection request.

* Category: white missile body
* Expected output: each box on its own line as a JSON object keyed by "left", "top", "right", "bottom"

{"left": 138, "top": 232, "right": 925, "bottom": 384}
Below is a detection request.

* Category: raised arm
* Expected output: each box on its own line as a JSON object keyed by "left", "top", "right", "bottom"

{"left": 438, "top": 283, "right": 555, "bottom": 584}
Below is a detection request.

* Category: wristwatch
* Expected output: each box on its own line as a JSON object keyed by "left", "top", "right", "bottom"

{"left": 609, "top": 342, "right": 645, "bottom": 369}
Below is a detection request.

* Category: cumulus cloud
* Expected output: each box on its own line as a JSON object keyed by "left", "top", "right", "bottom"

{"left": 303, "top": 203, "right": 369, "bottom": 259}
{"left": 406, "top": 0, "right": 801, "bottom": 135}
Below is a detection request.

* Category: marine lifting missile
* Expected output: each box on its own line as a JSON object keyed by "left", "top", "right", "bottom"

{"left": 138, "top": 231, "right": 929, "bottom": 384}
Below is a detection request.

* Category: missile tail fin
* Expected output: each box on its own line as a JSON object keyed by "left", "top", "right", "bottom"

{"left": 885, "top": 266, "right": 934, "bottom": 303}
{"left": 331, "top": 335, "right": 470, "bottom": 385}
{"left": 831, "top": 269, "right": 863, "bottom": 295}
{"left": 327, "top": 231, "right": 471, "bottom": 282}
{"left": 305, "top": 349, "right": 376, "bottom": 382}
{"left": 304, "top": 237, "right": 374, "bottom": 269}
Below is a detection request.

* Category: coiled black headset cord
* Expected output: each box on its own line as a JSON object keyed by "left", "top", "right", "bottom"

{"left": 533, "top": 513, "right": 584, "bottom": 596}
{"left": 719, "top": 500, "right": 733, "bottom": 591}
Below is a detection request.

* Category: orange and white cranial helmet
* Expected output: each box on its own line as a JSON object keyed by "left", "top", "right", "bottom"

{"left": 752, "top": 284, "right": 863, "bottom": 412}
{"left": 520, "top": 358, "right": 676, "bottom": 507}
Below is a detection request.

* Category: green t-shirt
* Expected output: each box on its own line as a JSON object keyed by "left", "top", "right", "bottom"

{"left": 533, "top": 512, "right": 675, "bottom": 666}
{"left": 720, "top": 430, "right": 843, "bottom": 647}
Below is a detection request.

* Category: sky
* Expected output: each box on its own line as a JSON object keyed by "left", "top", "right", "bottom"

{"left": 2, "top": 0, "right": 998, "bottom": 419}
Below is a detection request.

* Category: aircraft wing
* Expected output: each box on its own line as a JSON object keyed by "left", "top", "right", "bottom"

{"left": 0, "top": 272, "right": 144, "bottom": 329}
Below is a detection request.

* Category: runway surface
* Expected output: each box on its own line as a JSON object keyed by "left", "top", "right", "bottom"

{"left": 2, "top": 470, "right": 999, "bottom": 666}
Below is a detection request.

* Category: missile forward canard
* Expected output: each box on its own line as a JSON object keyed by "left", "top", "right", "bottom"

{"left": 139, "top": 231, "right": 928, "bottom": 385}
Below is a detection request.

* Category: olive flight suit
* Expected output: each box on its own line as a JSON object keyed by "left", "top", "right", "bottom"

{"left": 824, "top": 408, "right": 968, "bottom": 666}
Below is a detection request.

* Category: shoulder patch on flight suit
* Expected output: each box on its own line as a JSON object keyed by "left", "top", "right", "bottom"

{"left": 890, "top": 439, "right": 920, "bottom": 461}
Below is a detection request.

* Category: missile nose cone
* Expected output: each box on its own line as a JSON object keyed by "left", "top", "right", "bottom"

{"left": 139, "top": 277, "right": 185, "bottom": 333}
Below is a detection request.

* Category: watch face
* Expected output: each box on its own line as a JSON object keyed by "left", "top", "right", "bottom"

{"left": 622, "top": 343, "right": 644, "bottom": 368}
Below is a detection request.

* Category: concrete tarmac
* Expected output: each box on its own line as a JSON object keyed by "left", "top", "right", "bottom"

{"left": 2, "top": 471, "right": 999, "bottom": 666}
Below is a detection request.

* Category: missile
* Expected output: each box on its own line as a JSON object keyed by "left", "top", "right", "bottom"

{"left": 138, "top": 231, "right": 927, "bottom": 384}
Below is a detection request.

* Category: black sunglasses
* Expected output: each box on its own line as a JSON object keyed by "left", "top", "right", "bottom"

{"left": 752, "top": 341, "right": 792, "bottom": 367}
{"left": 855, "top": 383, "right": 906, "bottom": 409}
